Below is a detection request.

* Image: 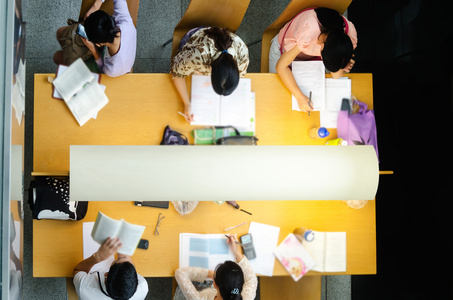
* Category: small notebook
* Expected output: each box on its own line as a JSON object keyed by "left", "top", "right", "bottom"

{"left": 274, "top": 233, "right": 316, "bottom": 281}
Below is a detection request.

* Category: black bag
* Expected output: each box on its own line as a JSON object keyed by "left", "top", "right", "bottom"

{"left": 215, "top": 126, "right": 258, "bottom": 145}
{"left": 160, "top": 125, "right": 189, "bottom": 145}
{"left": 28, "top": 177, "right": 88, "bottom": 220}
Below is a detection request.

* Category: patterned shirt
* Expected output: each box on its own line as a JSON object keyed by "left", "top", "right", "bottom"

{"left": 170, "top": 27, "right": 249, "bottom": 78}
{"left": 175, "top": 257, "right": 258, "bottom": 300}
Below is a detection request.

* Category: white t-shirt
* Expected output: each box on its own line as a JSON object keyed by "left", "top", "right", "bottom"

{"left": 73, "top": 271, "right": 148, "bottom": 300}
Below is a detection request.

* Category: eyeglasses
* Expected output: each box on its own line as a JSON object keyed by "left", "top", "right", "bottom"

{"left": 154, "top": 213, "right": 165, "bottom": 236}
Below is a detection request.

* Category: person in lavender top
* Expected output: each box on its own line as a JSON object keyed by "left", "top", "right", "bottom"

{"left": 54, "top": 0, "right": 136, "bottom": 77}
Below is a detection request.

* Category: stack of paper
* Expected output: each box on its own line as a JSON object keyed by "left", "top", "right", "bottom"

{"left": 190, "top": 75, "right": 255, "bottom": 133}
{"left": 179, "top": 233, "right": 236, "bottom": 270}
{"left": 52, "top": 58, "right": 108, "bottom": 126}
{"left": 291, "top": 61, "right": 352, "bottom": 128}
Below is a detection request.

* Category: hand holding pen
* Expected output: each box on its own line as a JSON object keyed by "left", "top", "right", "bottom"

{"left": 225, "top": 234, "right": 244, "bottom": 261}
{"left": 308, "top": 91, "right": 313, "bottom": 116}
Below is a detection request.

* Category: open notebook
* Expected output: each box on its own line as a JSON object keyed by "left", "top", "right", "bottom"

{"left": 190, "top": 75, "right": 255, "bottom": 133}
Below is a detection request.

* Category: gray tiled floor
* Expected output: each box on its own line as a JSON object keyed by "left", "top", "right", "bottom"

{"left": 23, "top": 1, "right": 351, "bottom": 299}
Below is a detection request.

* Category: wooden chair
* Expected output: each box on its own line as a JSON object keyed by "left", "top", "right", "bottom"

{"left": 167, "top": 0, "right": 251, "bottom": 61}
{"left": 260, "top": 0, "right": 352, "bottom": 72}
{"left": 260, "top": 276, "right": 322, "bottom": 300}
{"left": 78, "top": 0, "right": 140, "bottom": 27}
{"left": 66, "top": 277, "right": 79, "bottom": 300}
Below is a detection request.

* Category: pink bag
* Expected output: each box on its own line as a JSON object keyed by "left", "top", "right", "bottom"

{"left": 337, "top": 99, "right": 379, "bottom": 161}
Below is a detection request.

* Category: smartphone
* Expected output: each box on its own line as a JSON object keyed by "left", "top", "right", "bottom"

{"left": 76, "top": 24, "right": 88, "bottom": 39}
{"left": 137, "top": 239, "right": 149, "bottom": 250}
{"left": 240, "top": 234, "right": 256, "bottom": 260}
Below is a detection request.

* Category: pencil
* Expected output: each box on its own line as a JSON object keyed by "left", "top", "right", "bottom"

{"left": 308, "top": 91, "right": 312, "bottom": 116}
{"left": 178, "top": 111, "right": 189, "bottom": 119}
{"left": 224, "top": 221, "right": 248, "bottom": 231}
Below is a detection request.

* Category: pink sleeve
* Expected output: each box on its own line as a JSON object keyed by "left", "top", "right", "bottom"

{"left": 283, "top": 22, "right": 315, "bottom": 53}
{"left": 282, "top": 12, "right": 320, "bottom": 54}
{"left": 346, "top": 20, "right": 358, "bottom": 49}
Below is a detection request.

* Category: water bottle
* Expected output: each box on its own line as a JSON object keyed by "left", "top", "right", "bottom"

{"left": 308, "top": 127, "right": 330, "bottom": 139}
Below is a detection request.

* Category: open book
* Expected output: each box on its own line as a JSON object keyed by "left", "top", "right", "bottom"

{"left": 179, "top": 233, "right": 236, "bottom": 270}
{"left": 301, "top": 231, "right": 347, "bottom": 272}
{"left": 52, "top": 64, "right": 102, "bottom": 99}
{"left": 274, "top": 233, "right": 316, "bottom": 281}
{"left": 291, "top": 61, "right": 351, "bottom": 128}
{"left": 190, "top": 75, "right": 255, "bottom": 132}
{"left": 91, "top": 211, "right": 146, "bottom": 256}
{"left": 52, "top": 58, "right": 109, "bottom": 126}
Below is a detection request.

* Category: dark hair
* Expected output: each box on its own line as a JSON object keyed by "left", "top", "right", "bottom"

{"left": 205, "top": 27, "right": 240, "bottom": 96}
{"left": 106, "top": 261, "right": 138, "bottom": 300}
{"left": 321, "top": 31, "right": 353, "bottom": 72}
{"left": 84, "top": 10, "right": 120, "bottom": 44}
{"left": 315, "top": 7, "right": 353, "bottom": 72}
{"left": 214, "top": 261, "right": 244, "bottom": 300}
{"left": 314, "top": 7, "right": 345, "bottom": 34}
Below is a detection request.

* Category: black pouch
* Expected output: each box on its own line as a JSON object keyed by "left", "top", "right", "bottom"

{"left": 215, "top": 126, "right": 258, "bottom": 145}
{"left": 160, "top": 125, "right": 189, "bottom": 145}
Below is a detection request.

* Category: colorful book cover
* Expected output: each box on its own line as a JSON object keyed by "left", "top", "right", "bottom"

{"left": 274, "top": 233, "right": 316, "bottom": 281}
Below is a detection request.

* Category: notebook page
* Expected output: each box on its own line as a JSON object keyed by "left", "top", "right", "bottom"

{"left": 190, "top": 75, "right": 221, "bottom": 125}
{"left": 248, "top": 222, "right": 280, "bottom": 276}
{"left": 291, "top": 61, "right": 326, "bottom": 111}
{"left": 219, "top": 78, "right": 253, "bottom": 129}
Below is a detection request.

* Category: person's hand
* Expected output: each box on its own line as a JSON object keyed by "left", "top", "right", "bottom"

{"left": 94, "top": 237, "right": 122, "bottom": 262}
{"left": 184, "top": 103, "right": 194, "bottom": 122}
{"left": 343, "top": 55, "right": 355, "bottom": 73}
{"left": 296, "top": 95, "right": 313, "bottom": 113}
{"left": 84, "top": 0, "right": 103, "bottom": 20}
{"left": 81, "top": 37, "right": 97, "bottom": 53}
{"left": 207, "top": 269, "right": 214, "bottom": 280}
{"left": 226, "top": 234, "right": 243, "bottom": 262}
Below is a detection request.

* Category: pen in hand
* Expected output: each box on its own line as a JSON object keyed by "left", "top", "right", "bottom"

{"left": 225, "top": 234, "right": 244, "bottom": 247}
{"left": 308, "top": 91, "right": 313, "bottom": 116}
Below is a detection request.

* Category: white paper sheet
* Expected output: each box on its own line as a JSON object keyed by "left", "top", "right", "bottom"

{"left": 291, "top": 61, "right": 326, "bottom": 111}
{"left": 320, "top": 78, "right": 351, "bottom": 128}
{"left": 83, "top": 222, "right": 114, "bottom": 273}
{"left": 302, "top": 231, "right": 346, "bottom": 272}
{"left": 248, "top": 222, "right": 280, "bottom": 276}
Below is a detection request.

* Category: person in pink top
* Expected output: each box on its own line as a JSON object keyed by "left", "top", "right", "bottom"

{"left": 269, "top": 7, "right": 358, "bottom": 113}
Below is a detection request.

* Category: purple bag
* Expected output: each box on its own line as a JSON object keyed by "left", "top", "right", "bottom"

{"left": 337, "top": 99, "right": 379, "bottom": 161}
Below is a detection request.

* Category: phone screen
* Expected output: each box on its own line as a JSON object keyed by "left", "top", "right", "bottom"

{"left": 76, "top": 24, "right": 88, "bottom": 39}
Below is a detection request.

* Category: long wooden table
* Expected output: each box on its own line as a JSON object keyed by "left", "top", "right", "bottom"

{"left": 33, "top": 73, "right": 376, "bottom": 277}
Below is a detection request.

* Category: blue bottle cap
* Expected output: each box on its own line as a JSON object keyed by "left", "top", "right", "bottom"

{"left": 318, "top": 127, "right": 330, "bottom": 138}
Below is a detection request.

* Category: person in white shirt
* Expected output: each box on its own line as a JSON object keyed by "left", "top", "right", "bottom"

{"left": 73, "top": 237, "right": 148, "bottom": 300}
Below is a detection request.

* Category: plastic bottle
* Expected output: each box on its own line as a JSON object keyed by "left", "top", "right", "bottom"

{"left": 308, "top": 127, "right": 330, "bottom": 139}
{"left": 293, "top": 227, "right": 315, "bottom": 242}
{"left": 325, "top": 138, "right": 348, "bottom": 146}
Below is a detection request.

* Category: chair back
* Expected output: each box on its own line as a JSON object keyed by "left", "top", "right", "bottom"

{"left": 171, "top": 0, "right": 251, "bottom": 60}
{"left": 78, "top": 0, "right": 140, "bottom": 27}
{"left": 260, "top": 0, "right": 352, "bottom": 72}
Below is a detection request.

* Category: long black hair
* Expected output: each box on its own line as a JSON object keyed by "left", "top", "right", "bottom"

{"left": 315, "top": 7, "right": 353, "bottom": 72}
{"left": 84, "top": 10, "right": 120, "bottom": 44}
{"left": 214, "top": 261, "right": 244, "bottom": 300}
{"left": 205, "top": 27, "right": 240, "bottom": 96}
